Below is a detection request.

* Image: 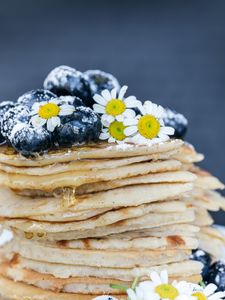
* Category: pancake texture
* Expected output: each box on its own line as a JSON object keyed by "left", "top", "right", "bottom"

{"left": 0, "top": 140, "right": 224, "bottom": 299}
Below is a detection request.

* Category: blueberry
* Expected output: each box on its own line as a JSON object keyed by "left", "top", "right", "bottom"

{"left": 58, "top": 95, "right": 85, "bottom": 108}
{"left": 0, "top": 105, "right": 30, "bottom": 141}
{"left": 163, "top": 108, "right": 188, "bottom": 139}
{"left": 9, "top": 124, "right": 52, "bottom": 157}
{"left": 85, "top": 69, "right": 120, "bottom": 97}
{"left": 205, "top": 261, "right": 225, "bottom": 291}
{"left": 190, "top": 249, "right": 212, "bottom": 278}
{"left": 17, "top": 89, "right": 57, "bottom": 108}
{"left": 0, "top": 101, "right": 16, "bottom": 144}
{"left": 43, "top": 66, "right": 92, "bottom": 107}
{"left": 54, "top": 106, "right": 101, "bottom": 147}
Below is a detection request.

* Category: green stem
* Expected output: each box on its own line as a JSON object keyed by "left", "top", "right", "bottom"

{"left": 110, "top": 283, "right": 129, "bottom": 292}
{"left": 131, "top": 277, "right": 139, "bottom": 290}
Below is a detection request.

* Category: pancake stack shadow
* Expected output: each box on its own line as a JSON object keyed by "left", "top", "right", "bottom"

{"left": 0, "top": 139, "right": 224, "bottom": 300}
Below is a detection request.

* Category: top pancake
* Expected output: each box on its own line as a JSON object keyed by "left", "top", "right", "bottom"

{"left": 0, "top": 140, "right": 183, "bottom": 167}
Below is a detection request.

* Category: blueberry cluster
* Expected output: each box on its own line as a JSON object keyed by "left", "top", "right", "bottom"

{"left": 0, "top": 90, "right": 101, "bottom": 157}
{"left": 191, "top": 249, "right": 225, "bottom": 291}
{"left": 43, "top": 66, "right": 120, "bottom": 108}
{"left": 0, "top": 65, "right": 189, "bottom": 156}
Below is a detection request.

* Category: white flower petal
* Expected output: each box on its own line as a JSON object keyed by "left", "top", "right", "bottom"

{"left": 119, "top": 85, "right": 128, "bottom": 99}
{"left": 99, "top": 132, "right": 110, "bottom": 140}
{"left": 123, "top": 117, "right": 138, "bottom": 126}
{"left": 101, "top": 119, "right": 110, "bottom": 127}
{"left": 138, "top": 104, "right": 147, "bottom": 115}
{"left": 31, "top": 102, "right": 41, "bottom": 112}
{"left": 160, "top": 270, "right": 168, "bottom": 284}
{"left": 157, "top": 133, "right": 169, "bottom": 142}
{"left": 110, "top": 87, "right": 117, "bottom": 99}
{"left": 47, "top": 116, "right": 60, "bottom": 132}
{"left": 208, "top": 292, "right": 225, "bottom": 300}
{"left": 59, "top": 104, "right": 75, "bottom": 116}
{"left": 101, "top": 89, "right": 112, "bottom": 101}
{"left": 124, "top": 126, "right": 138, "bottom": 136}
{"left": 115, "top": 115, "right": 124, "bottom": 122}
{"left": 30, "top": 115, "right": 46, "bottom": 128}
{"left": 123, "top": 108, "right": 136, "bottom": 119}
{"left": 108, "top": 136, "right": 116, "bottom": 143}
{"left": 150, "top": 271, "right": 162, "bottom": 285}
{"left": 93, "top": 94, "right": 107, "bottom": 105}
{"left": 93, "top": 104, "right": 105, "bottom": 114}
{"left": 160, "top": 126, "right": 175, "bottom": 136}
{"left": 124, "top": 96, "right": 140, "bottom": 108}
{"left": 204, "top": 284, "right": 218, "bottom": 297}
{"left": 49, "top": 98, "right": 60, "bottom": 105}
{"left": 117, "top": 140, "right": 127, "bottom": 145}
{"left": 106, "top": 115, "right": 115, "bottom": 124}
{"left": 127, "top": 288, "right": 137, "bottom": 300}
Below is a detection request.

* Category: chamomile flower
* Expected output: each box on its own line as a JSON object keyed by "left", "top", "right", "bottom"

{"left": 99, "top": 120, "right": 128, "bottom": 144}
{"left": 191, "top": 283, "right": 225, "bottom": 300}
{"left": 124, "top": 101, "right": 174, "bottom": 145}
{"left": 30, "top": 99, "right": 75, "bottom": 132}
{"left": 127, "top": 285, "right": 160, "bottom": 300}
{"left": 93, "top": 85, "right": 140, "bottom": 125}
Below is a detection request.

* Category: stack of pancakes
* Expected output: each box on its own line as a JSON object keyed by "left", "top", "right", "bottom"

{"left": 0, "top": 139, "right": 224, "bottom": 300}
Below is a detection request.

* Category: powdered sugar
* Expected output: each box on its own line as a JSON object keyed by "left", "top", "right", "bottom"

{"left": 44, "top": 65, "right": 83, "bottom": 90}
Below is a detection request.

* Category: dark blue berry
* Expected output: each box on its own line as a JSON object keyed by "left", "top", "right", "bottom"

{"left": 85, "top": 69, "right": 120, "bottom": 98}
{"left": 190, "top": 249, "right": 212, "bottom": 278}
{"left": 43, "top": 66, "right": 92, "bottom": 107}
{"left": 163, "top": 108, "right": 188, "bottom": 139}
{"left": 0, "top": 105, "right": 30, "bottom": 141}
{"left": 54, "top": 106, "right": 101, "bottom": 147}
{"left": 0, "top": 101, "right": 16, "bottom": 144}
{"left": 205, "top": 261, "right": 225, "bottom": 291}
{"left": 10, "top": 124, "right": 52, "bottom": 157}
{"left": 17, "top": 89, "right": 57, "bottom": 108}
{"left": 58, "top": 95, "right": 85, "bottom": 108}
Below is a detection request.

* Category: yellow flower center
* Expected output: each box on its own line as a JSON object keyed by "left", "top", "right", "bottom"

{"left": 105, "top": 99, "right": 126, "bottom": 116}
{"left": 109, "top": 121, "right": 126, "bottom": 141}
{"left": 155, "top": 284, "right": 179, "bottom": 300}
{"left": 192, "top": 292, "right": 207, "bottom": 300}
{"left": 138, "top": 114, "right": 160, "bottom": 139}
{"left": 38, "top": 103, "right": 60, "bottom": 119}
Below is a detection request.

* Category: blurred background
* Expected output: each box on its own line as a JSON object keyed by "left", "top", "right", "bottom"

{"left": 0, "top": 0, "right": 224, "bottom": 224}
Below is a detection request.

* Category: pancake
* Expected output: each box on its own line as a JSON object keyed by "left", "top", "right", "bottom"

{"left": 192, "top": 208, "right": 214, "bottom": 227}
{"left": 0, "top": 274, "right": 125, "bottom": 299}
{"left": 15, "top": 169, "right": 196, "bottom": 198}
{"left": 107, "top": 223, "right": 200, "bottom": 239}
{"left": 1, "top": 199, "right": 191, "bottom": 233}
{"left": 28, "top": 200, "right": 188, "bottom": 222}
{"left": 2, "top": 238, "right": 191, "bottom": 268}
{"left": 0, "top": 149, "right": 179, "bottom": 176}
{"left": 28, "top": 200, "right": 186, "bottom": 222}
{"left": 75, "top": 171, "right": 196, "bottom": 195}
{"left": 191, "top": 189, "right": 225, "bottom": 211}
{"left": 51, "top": 235, "right": 198, "bottom": 251}
{"left": 0, "top": 183, "right": 193, "bottom": 218}
{"left": 173, "top": 143, "right": 204, "bottom": 163}
{"left": 0, "top": 140, "right": 183, "bottom": 167}
{"left": 0, "top": 159, "right": 182, "bottom": 191}
{"left": 190, "top": 166, "right": 225, "bottom": 190}
{"left": 11, "top": 209, "right": 196, "bottom": 241}
{"left": 10, "top": 255, "right": 202, "bottom": 281}
{"left": 0, "top": 258, "right": 202, "bottom": 294}
{"left": 198, "top": 226, "right": 225, "bottom": 259}
{"left": 0, "top": 273, "right": 201, "bottom": 300}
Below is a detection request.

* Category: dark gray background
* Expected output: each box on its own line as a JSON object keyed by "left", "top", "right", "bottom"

{"left": 0, "top": 0, "right": 224, "bottom": 224}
